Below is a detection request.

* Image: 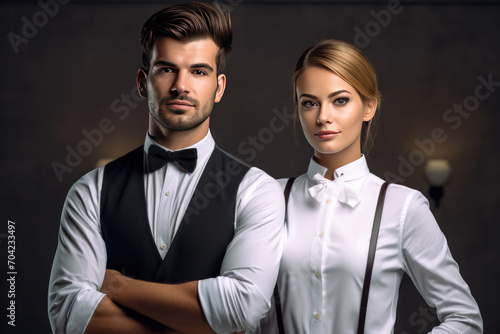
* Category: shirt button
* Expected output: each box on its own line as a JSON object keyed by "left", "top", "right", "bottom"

{"left": 315, "top": 271, "right": 320, "bottom": 278}
{"left": 319, "top": 232, "right": 324, "bottom": 237}
{"left": 165, "top": 191, "right": 171, "bottom": 196}
{"left": 314, "top": 313, "right": 320, "bottom": 320}
{"left": 326, "top": 198, "right": 331, "bottom": 204}
{"left": 160, "top": 244, "right": 166, "bottom": 250}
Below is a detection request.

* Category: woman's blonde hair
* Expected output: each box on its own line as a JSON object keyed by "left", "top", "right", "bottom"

{"left": 293, "top": 39, "right": 381, "bottom": 153}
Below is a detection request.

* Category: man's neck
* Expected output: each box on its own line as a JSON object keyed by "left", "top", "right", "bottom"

{"left": 148, "top": 126, "right": 209, "bottom": 150}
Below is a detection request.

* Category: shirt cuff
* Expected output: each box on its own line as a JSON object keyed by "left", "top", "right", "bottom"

{"left": 198, "top": 277, "right": 267, "bottom": 333}
{"left": 50, "top": 289, "right": 105, "bottom": 334}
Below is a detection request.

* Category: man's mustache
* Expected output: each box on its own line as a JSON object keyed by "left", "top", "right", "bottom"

{"left": 161, "top": 95, "right": 199, "bottom": 107}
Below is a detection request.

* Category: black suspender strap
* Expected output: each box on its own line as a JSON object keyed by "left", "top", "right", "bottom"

{"left": 273, "top": 283, "right": 286, "bottom": 334}
{"left": 357, "top": 181, "right": 390, "bottom": 334}
{"left": 283, "top": 177, "right": 296, "bottom": 207}
{"left": 274, "top": 177, "right": 295, "bottom": 334}
{"left": 274, "top": 179, "right": 389, "bottom": 334}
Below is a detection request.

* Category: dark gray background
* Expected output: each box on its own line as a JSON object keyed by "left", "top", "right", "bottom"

{"left": 1, "top": 0, "right": 499, "bottom": 333}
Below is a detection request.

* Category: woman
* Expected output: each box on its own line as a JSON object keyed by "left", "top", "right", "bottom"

{"left": 257, "top": 39, "right": 482, "bottom": 333}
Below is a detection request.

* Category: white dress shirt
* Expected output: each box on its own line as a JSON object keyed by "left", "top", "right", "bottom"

{"left": 48, "top": 131, "right": 285, "bottom": 334}
{"left": 255, "top": 156, "right": 482, "bottom": 334}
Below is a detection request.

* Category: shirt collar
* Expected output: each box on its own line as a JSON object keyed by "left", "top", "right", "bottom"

{"left": 307, "top": 155, "right": 370, "bottom": 181}
{"left": 306, "top": 155, "right": 370, "bottom": 207}
{"left": 143, "top": 130, "right": 215, "bottom": 172}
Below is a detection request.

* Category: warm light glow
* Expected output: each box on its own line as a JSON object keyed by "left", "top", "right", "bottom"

{"left": 95, "top": 158, "right": 114, "bottom": 168}
{"left": 424, "top": 159, "right": 452, "bottom": 186}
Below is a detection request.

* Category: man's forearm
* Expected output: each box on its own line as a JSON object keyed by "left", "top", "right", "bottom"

{"left": 101, "top": 270, "right": 215, "bottom": 334}
{"left": 85, "top": 295, "right": 179, "bottom": 334}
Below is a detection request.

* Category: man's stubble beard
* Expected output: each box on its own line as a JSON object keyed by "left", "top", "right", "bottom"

{"left": 148, "top": 90, "right": 216, "bottom": 132}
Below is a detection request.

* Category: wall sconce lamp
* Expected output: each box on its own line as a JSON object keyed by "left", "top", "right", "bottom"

{"left": 424, "top": 159, "right": 452, "bottom": 209}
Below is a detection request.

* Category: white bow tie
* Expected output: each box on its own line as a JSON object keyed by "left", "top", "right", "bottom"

{"left": 308, "top": 173, "right": 360, "bottom": 207}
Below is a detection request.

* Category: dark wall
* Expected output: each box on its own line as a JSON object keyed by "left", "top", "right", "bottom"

{"left": 1, "top": 1, "right": 499, "bottom": 333}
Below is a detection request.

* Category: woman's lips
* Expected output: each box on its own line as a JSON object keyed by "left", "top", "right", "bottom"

{"left": 315, "top": 130, "right": 339, "bottom": 140}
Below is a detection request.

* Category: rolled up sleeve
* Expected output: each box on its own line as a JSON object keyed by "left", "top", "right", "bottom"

{"left": 198, "top": 168, "right": 285, "bottom": 333}
{"left": 48, "top": 169, "right": 107, "bottom": 334}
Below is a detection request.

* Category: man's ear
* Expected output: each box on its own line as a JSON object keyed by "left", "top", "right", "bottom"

{"left": 214, "top": 73, "right": 226, "bottom": 103}
{"left": 363, "top": 99, "right": 378, "bottom": 122}
{"left": 136, "top": 67, "right": 148, "bottom": 98}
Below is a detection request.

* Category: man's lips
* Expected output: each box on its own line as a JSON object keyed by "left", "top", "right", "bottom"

{"left": 315, "top": 130, "right": 340, "bottom": 139}
{"left": 166, "top": 100, "right": 194, "bottom": 109}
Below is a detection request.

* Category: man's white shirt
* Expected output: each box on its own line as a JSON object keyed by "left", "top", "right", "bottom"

{"left": 48, "top": 131, "right": 285, "bottom": 334}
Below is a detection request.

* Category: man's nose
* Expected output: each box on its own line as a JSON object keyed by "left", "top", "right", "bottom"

{"left": 170, "top": 70, "right": 190, "bottom": 94}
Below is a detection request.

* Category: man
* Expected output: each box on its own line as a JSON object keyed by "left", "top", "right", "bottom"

{"left": 48, "top": 2, "right": 284, "bottom": 333}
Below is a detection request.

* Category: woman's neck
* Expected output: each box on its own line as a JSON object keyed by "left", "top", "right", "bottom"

{"left": 313, "top": 151, "right": 362, "bottom": 180}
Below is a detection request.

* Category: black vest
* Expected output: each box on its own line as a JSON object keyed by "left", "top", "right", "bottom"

{"left": 100, "top": 145, "right": 250, "bottom": 283}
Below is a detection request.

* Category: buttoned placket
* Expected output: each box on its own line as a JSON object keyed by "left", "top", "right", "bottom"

{"left": 310, "top": 189, "right": 336, "bottom": 334}
{"left": 154, "top": 163, "right": 180, "bottom": 258}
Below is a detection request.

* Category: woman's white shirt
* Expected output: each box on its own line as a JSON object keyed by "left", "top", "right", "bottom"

{"left": 255, "top": 155, "right": 482, "bottom": 334}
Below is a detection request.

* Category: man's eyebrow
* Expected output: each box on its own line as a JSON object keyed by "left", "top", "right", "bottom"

{"left": 153, "top": 61, "right": 214, "bottom": 73}
{"left": 153, "top": 60, "right": 177, "bottom": 68}
{"left": 190, "top": 63, "right": 214, "bottom": 73}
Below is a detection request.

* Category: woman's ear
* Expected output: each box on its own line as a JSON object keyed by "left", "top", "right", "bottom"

{"left": 363, "top": 99, "right": 378, "bottom": 122}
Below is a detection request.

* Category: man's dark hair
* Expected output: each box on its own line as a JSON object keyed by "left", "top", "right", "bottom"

{"left": 140, "top": 1, "right": 233, "bottom": 75}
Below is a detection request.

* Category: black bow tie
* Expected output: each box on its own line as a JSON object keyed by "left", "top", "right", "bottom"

{"left": 147, "top": 145, "right": 197, "bottom": 173}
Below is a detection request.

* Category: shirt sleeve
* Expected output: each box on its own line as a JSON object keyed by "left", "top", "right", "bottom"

{"left": 400, "top": 191, "right": 483, "bottom": 334}
{"left": 198, "top": 167, "right": 285, "bottom": 333}
{"left": 48, "top": 169, "right": 107, "bottom": 334}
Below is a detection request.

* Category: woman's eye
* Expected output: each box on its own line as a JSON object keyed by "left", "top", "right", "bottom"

{"left": 301, "top": 100, "right": 317, "bottom": 108}
{"left": 335, "top": 97, "right": 349, "bottom": 106}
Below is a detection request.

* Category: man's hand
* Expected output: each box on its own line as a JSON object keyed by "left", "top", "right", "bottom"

{"left": 83, "top": 269, "right": 181, "bottom": 333}
{"left": 98, "top": 269, "right": 215, "bottom": 333}
{"left": 100, "top": 269, "right": 126, "bottom": 299}
{"left": 100, "top": 270, "right": 248, "bottom": 334}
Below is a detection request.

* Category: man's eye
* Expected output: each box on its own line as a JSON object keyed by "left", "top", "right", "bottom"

{"left": 193, "top": 69, "right": 207, "bottom": 76}
{"left": 158, "top": 67, "right": 174, "bottom": 73}
{"left": 334, "top": 97, "right": 349, "bottom": 106}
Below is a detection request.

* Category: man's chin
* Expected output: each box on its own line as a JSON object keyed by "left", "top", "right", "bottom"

{"left": 154, "top": 109, "right": 210, "bottom": 132}
{"left": 167, "top": 107, "right": 191, "bottom": 115}
{"left": 163, "top": 119, "right": 206, "bottom": 132}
